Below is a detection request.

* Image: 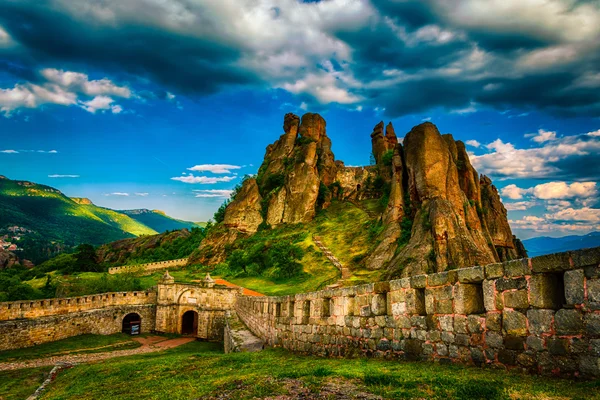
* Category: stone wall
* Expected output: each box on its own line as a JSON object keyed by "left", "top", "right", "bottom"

{"left": 0, "top": 290, "right": 157, "bottom": 321}
{"left": 0, "top": 304, "right": 156, "bottom": 351}
{"left": 236, "top": 247, "right": 600, "bottom": 378}
{"left": 108, "top": 258, "right": 189, "bottom": 275}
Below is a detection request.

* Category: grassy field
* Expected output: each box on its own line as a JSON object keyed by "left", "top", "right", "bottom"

{"left": 0, "top": 333, "right": 140, "bottom": 363}
{"left": 0, "top": 367, "right": 52, "bottom": 400}
{"left": 0, "top": 341, "right": 594, "bottom": 400}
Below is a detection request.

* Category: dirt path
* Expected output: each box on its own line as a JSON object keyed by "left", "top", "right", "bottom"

{"left": 0, "top": 336, "right": 196, "bottom": 372}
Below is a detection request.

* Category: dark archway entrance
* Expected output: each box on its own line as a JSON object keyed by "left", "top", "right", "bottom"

{"left": 122, "top": 313, "right": 141, "bottom": 335}
{"left": 181, "top": 310, "right": 198, "bottom": 336}
{"left": 356, "top": 184, "right": 361, "bottom": 191}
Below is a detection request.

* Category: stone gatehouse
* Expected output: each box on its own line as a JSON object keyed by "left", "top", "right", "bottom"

{"left": 1, "top": 247, "right": 600, "bottom": 378}
{"left": 0, "top": 272, "right": 241, "bottom": 351}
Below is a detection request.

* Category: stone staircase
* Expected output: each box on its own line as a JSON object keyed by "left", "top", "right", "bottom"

{"left": 313, "top": 234, "right": 350, "bottom": 289}
{"left": 348, "top": 198, "right": 379, "bottom": 220}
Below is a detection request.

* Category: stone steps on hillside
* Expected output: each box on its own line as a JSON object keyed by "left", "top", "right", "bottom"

{"left": 224, "top": 311, "right": 264, "bottom": 353}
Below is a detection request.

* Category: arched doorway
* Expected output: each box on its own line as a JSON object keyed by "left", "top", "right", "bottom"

{"left": 356, "top": 184, "right": 361, "bottom": 191}
{"left": 122, "top": 313, "right": 141, "bottom": 335}
{"left": 181, "top": 310, "right": 198, "bottom": 336}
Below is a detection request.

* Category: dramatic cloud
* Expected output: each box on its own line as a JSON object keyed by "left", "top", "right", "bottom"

{"left": 501, "top": 184, "right": 529, "bottom": 200}
{"left": 187, "top": 164, "right": 241, "bottom": 174}
{"left": 171, "top": 175, "right": 237, "bottom": 184}
{"left": 0, "top": 0, "right": 598, "bottom": 116}
{"left": 502, "top": 181, "right": 597, "bottom": 201}
{"left": 193, "top": 189, "right": 234, "bottom": 198}
{"left": 48, "top": 174, "right": 79, "bottom": 178}
{"left": 472, "top": 131, "right": 600, "bottom": 180}
{"left": 0, "top": 68, "right": 131, "bottom": 116}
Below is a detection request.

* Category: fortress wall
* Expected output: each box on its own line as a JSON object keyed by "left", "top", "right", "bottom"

{"left": 0, "top": 290, "right": 157, "bottom": 321}
{"left": 108, "top": 258, "right": 189, "bottom": 275}
{"left": 236, "top": 247, "right": 600, "bottom": 378}
{"left": 0, "top": 304, "right": 156, "bottom": 351}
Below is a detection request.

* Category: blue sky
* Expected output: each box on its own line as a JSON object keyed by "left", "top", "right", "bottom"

{"left": 0, "top": 0, "right": 599, "bottom": 239}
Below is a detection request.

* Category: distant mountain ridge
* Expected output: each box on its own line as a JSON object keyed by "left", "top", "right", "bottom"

{"left": 0, "top": 176, "right": 196, "bottom": 264}
{"left": 119, "top": 208, "right": 200, "bottom": 233}
{"left": 523, "top": 232, "right": 600, "bottom": 257}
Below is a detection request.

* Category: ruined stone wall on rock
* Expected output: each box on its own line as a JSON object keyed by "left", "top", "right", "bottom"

{"left": 107, "top": 258, "right": 188, "bottom": 275}
{"left": 236, "top": 247, "right": 600, "bottom": 378}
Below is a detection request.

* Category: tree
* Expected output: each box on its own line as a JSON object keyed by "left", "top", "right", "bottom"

{"left": 74, "top": 244, "right": 100, "bottom": 272}
{"left": 267, "top": 241, "right": 304, "bottom": 279}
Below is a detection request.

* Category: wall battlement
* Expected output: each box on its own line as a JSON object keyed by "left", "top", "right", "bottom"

{"left": 236, "top": 247, "right": 600, "bottom": 378}
{"left": 108, "top": 258, "right": 188, "bottom": 275}
{"left": 0, "top": 290, "right": 157, "bottom": 321}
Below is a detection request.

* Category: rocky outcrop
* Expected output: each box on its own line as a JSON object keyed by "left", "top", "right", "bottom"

{"left": 193, "top": 114, "right": 525, "bottom": 277}
{"left": 223, "top": 178, "right": 263, "bottom": 234}
{"left": 0, "top": 248, "right": 20, "bottom": 269}
{"left": 95, "top": 229, "right": 191, "bottom": 265}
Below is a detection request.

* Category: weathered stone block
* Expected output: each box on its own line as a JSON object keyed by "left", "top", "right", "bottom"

{"left": 588, "top": 279, "right": 600, "bottom": 303}
{"left": 438, "top": 315, "right": 454, "bottom": 332}
{"left": 467, "top": 315, "right": 484, "bottom": 333}
{"left": 389, "top": 278, "right": 410, "bottom": 291}
{"left": 585, "top": 267, "right": 600, "bottom": 279}
{"left": 495, "top": 277, "right": 527, "bottom": 292}
{"left": 505, "top": 259, "right": 530, "bottom": 277}
{"left": 591, "top": 339, "right": 600, "bottom": 356}
{"left": 572, "top": 247, "right": 600, "bottom": 268}
{"left": 428, "top": 272, "right": 449, "bottom": 287}
{"left": 564, "top": 269, "right": 585, "bottom": 305}
{"left": 457, "top": 266, "right": 484, "bottom": 283}
{"left": 485, "top": 331, "right": 503, "bottom": 348}
{"left": 555, "top": 309, "right": 583, "bottom": 335}
{"left": 455, "top": 283, "right": 484, "bottom": 315}
{"left": 531, "top": 252, "right": 571, "bottom": 273}
{"left": 579, "top": 356, "right": 600, "bottom": 376}
{"left": 498, "top": 349, "right": 516, "bottom": 365}
{"left": 371, "top": 294, "right": 387, "bottom": 316}
{"left": 530, "top": 274, "right": 563, "bottom": 309}
{"left": 410, "top": 275, "right": 427, "bottom": 289}
{"left": 504, "top": 290, "right": 529, "bottom": 309}
{"left": 359, "top": 305, "right": 372, "bottom": 317}
{"left": 527, "top": 309, "right": 554, "bottom": 335}
{"left": 483, "top": 280, "right": 496, "bottom": 311}
{"left": 454, "top": 315, "right": 468, "bottom": 334}
{"left": 586, "top": 313, "right": 600, "bottom": 336}
{"left": 485, "top": 263, "right": 504, "bottom": 279}
{"left": 441, "top": 331, "right": 455, "bottom": 344}
{"left": 471, "top": 348, "right": 485, "bottom": 366}
{"left": 526, "top": 336, "right": 545, "bottom": 351}
{"left": 406, "top": 288, "right": 426, "bottom": 315}
{"left": 486, "top": 312, "right": 502, "bottom": 331}
{"left": 503, "top": 310, "right": 528, "bottom": 336}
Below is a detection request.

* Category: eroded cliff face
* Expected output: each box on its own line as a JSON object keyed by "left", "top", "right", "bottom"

{"left": 193, "top": 114, "right": 526, "bottom": 277}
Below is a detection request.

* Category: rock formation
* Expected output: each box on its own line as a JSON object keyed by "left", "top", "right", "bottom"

{"left": 192, "top": 114, "right": 527, "bottom": 276}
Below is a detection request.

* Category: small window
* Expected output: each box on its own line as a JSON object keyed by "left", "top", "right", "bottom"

{"left": 347, "top": 295, "right": 355, "bottom": 316}
{"left": 289, "top": 301, "right": 295, "bottom": 317}
{"left": 275, "top": 303, "right": 282, "bottom": 317}
{"left": 322, "top": 298, "right": 332, "bottom": 317}
{"left": 416, "top": 288, "right": 427, "bottom": 316}
{"left": 303, "top": 300, "right": 311, "bottom": 320}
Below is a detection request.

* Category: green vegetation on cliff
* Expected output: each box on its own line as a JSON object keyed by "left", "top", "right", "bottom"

{"left": 119, "top": 209, "right": 202, "bottom": 233}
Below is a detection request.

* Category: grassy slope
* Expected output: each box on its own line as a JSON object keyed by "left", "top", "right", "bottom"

{"left": 12, "top": 340, "right": 595, "bottom": 400}
{"left": 0, "top": 178, "right": 156, "bottom": 246}
{"left": 0, "top": 333, "right": 140, "bottom": 363}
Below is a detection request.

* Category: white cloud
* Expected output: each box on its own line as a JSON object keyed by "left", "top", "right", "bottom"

{"left": 0, "top": 69, "right": 130, "bottom": 116}
{"left": 48, "top": 174, "right": 79, "bottom": 178}
{"left": 465, "top": 139, "right": 481, "bottom": 148}
{"left": 187, "top": 164, "right": 241, "bottom": 174}
{"left": 533, "top": 181, "right": 597, "bottom": 200}
{"left": 546, "top": 207, "right": 600, "bottom": 223}
{"left": 450, "top": 101, "right": 477, "bottom": 114}
{"left": 193, "top": 189, "right": 234, "bottom": 198}
{"left": 504, "top": 201, "right": 536, "bottom": 211}
{"left": 105, "top": 192, "right": 130, "bottom": 196}
{"left": 501, "top": 184, "right": 531, "bottom": 200}
{"left": 171, "top": 175, "right": 237, "bottom": 184}
{"left": 587, "top": 129, "right": 600, "bottom": 137}
{"left": 48, "top": 150, "right": 58, "bottom": 154}
{"left": 525, "top": 129, "right": 557, "bottom": 143}
{"left": 135, "top": 192, "right": 149, "bottom": 196}
{"left": 0, "top": 150, "right": 18, "bottom": 154}
{"left": 1, "top": 149, "right": 57, "bottom": 154}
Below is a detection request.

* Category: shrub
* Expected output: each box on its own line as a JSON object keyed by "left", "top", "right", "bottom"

{"left": 381, "top": 149, "right": 394, "bottom": 166}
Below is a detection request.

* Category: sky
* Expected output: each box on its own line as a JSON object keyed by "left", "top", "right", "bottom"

{"left": 0, "top": 0, "right": 599, "bottom": 240}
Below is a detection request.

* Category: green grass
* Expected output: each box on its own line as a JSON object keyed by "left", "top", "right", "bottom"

{"left": 4, "top": 341, "right": 594, "bottom": 400}
{"left": 0, "top": 367, "right": 52, "bottom": 400}
{"left": 0, "top": 334, "right": 140, "bottom": 363}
